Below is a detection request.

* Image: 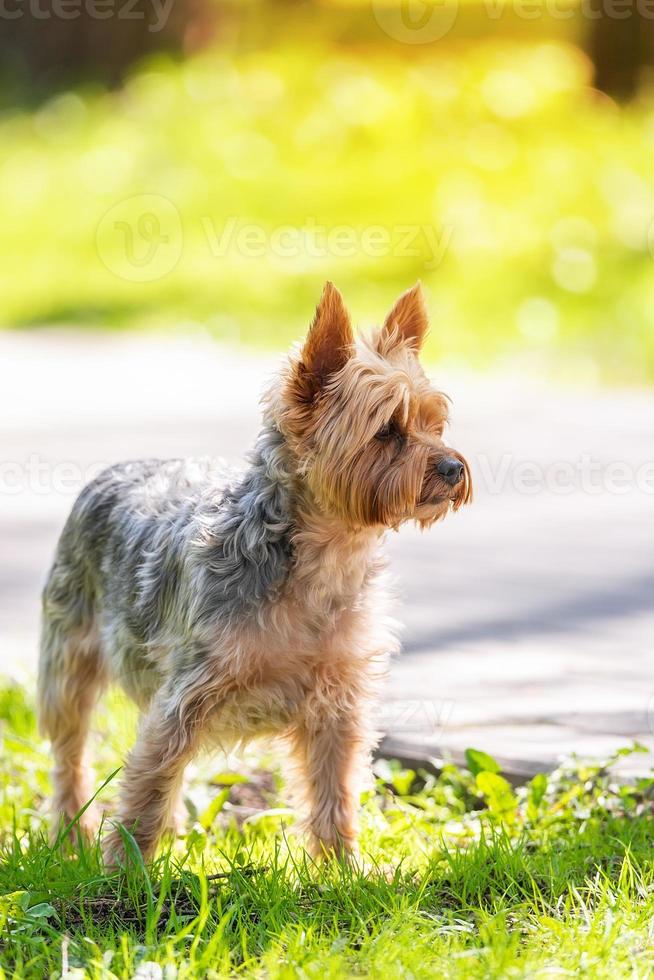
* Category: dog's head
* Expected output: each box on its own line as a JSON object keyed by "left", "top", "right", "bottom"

{"left": 276, "top": 281, "right": 472, "bottom": 529}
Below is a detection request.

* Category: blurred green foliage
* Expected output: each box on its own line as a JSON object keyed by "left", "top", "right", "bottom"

{"left": 1, "top": 9, "right": 654, "bottom": 382}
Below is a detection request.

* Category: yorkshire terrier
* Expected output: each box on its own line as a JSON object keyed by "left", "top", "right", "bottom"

{"left": 38, "top": 282, "right": 472, "bottom": 863}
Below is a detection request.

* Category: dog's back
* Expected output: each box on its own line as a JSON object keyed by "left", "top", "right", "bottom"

{"left": 40, "top": 457, "right": 222, "bottom": 702}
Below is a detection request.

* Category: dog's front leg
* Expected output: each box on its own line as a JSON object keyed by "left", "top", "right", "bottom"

{"left": 289, "top": 703, "right": 373, "bottom": 860}
{"left": 103, "top": 684, "right": 202, "bottom": 865}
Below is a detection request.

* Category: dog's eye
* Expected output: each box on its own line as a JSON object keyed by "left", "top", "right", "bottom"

{"left": 375, "top": 421, "right": 398, "bottom": 441}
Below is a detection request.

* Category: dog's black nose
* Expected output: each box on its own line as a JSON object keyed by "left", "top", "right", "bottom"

{"left": 436, "top": 457, "right": 464, "bottom": 486}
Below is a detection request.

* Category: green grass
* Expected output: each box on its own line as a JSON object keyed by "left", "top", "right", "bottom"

{"left": 1, "top": 8, "right": 654, "bottom": 382}
{"left": 3, "top": 683, "right": 654, "bottom": 978}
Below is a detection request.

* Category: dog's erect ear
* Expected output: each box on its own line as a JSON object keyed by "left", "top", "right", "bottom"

{"left": 381, "top": 282, "right": 429, "bottom": 351}
{"left": 300, "top": 282, "right": 353, "bottom": 388}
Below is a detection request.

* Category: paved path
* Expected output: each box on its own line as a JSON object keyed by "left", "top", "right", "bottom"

{"left": 3, "top": 330, "right": 654, "bottom": 779}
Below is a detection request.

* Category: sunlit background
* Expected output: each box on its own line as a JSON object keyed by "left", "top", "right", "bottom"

{"left": 1, "top": 0, "right": 654, "bottom": 381}
{"left": 2, "top": 8, "right": 654, "bottom": 970}
{"left": 2, "top": 0, "right": 654, "bottom": 775}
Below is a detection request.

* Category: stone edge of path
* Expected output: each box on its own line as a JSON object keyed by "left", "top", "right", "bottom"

{"left": 377, "top": 735, "right": 544, "bottom": 787}
{"left": 376, "top": 735, "right": 654, "bottom": 788}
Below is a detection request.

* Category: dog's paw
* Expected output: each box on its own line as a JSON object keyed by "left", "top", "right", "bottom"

{"left": 305, "top": 834, "right": 359, "bottom": 865}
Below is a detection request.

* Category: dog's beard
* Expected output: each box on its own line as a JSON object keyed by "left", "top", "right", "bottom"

{"left": 306, "top": 452, "right": 471, "bottom": 530}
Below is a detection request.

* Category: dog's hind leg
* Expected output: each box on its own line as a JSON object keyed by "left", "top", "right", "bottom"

{"left": 38, "top": 582, "right": 107, "bottom": 844}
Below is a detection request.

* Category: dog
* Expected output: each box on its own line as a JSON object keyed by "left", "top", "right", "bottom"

{"left": 37, "top": 282, "right": 472, "bottom": 864}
